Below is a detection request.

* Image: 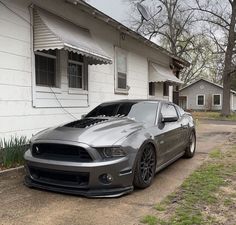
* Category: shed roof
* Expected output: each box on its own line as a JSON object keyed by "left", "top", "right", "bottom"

{"left": 180, "top": 78, "right": 236, "bottom": 95}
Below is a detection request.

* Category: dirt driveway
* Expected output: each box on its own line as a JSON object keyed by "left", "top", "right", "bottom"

{"left": 0, "top": 120, "right": 235, "bottom": 225}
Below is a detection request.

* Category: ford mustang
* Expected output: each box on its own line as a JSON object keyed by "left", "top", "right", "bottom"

{"left": 24, "top": 100, "right": 196, "bottom": 197}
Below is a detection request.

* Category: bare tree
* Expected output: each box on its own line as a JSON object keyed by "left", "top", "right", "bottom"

{"left": 192, "top": 0, "right": 236, "bottom": 116}
{"left": 125, "top": 0, "right": 216, "bottom": 85}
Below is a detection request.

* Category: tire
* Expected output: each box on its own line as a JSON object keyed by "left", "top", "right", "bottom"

{"left": 184, "top": 131, "right": 196, "bottom": 158}
{"left": 133, "top": 143, "right": 156, "bottom": 189}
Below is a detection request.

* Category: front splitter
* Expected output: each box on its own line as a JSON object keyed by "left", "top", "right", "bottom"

{"left": 24, "top": 176, "right": 134, "bottom": 198}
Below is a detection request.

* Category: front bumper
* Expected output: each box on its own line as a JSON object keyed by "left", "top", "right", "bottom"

{"left": 24, "top": 149, "right": 134, "bottom": 197}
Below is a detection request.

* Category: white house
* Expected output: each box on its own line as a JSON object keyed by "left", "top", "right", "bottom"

{"left": 0, "top": 0, "right": 187, "bottom": 139}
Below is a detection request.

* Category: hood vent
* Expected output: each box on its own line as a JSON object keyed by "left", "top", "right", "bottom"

{"left": 64, "top": 118, "right": 108, "bottom": 128}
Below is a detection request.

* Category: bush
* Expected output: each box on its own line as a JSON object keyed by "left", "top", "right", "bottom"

{"left": 0, "top": 136, "right": 29, "bottom": 169}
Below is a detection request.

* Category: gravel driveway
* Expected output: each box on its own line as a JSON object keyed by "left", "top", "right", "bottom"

{"left": 1, "top": 120, "right": 235, "bottom": 225}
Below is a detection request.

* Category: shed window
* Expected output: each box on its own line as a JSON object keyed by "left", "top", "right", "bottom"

{"left": 213, "top": 94, "right": 221, "bottom": 106}
{"left": 197, "top": 95, "right": 205, "bottom": 106}
{"left": 116, "top": 48, "right": 127, "bottom": 91}
{"left": 35, "top": 50, "right": 57, "bottom": 87}
{"left": 68, "top": 52, "right": 84, "bottom": 89}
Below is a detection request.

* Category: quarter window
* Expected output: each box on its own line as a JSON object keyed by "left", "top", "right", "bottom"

{"left": 35, "top": 50, "right": 57, "bottom": 87}
{"left": 116, "top": 48, "right": 127, "bottom": 90}
{"left": 68, "top": 52, "right": 84, "bottom": 89}
{"left": 213, "top": 94, "right": 221, "bottom": 106}
{"left": 197, "top": 95, "right": 204, "bottom": 106}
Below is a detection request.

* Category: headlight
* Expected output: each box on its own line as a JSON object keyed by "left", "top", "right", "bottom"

{"left": 99, "top": 147, "right": 126, "bottom": 158}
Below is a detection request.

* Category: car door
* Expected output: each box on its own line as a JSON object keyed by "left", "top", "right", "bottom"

{"left": 156, "top": 103, "right": 183, "bottom": 164}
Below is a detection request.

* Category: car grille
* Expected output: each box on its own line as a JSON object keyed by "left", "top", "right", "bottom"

{"left": 29, "top": 166, "right": 89, "bottom": 187}
{"left": 32, "top": 143, "right": 93, "bottom": 162}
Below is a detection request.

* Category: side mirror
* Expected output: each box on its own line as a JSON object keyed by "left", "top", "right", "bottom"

{"left": 81, "top": 114, "right": 86, "bottom": 119}
{"left": 161, "top": 116, "right": 178, "bottom": 123}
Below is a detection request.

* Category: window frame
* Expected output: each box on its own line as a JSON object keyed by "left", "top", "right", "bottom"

{"left": 35, "top": 50, "right": 58, "bottom": 88}
{"left": 114, "top": 47, "right": 128, "bottom": 95}
{"left": 68, "top": 56, "right": 85, "bottom": 90}
{"left": 196, "top": 94, "right": 205, "bottom": 106}
{"left": 212, "top": 94, "right": 221, "bottom": 106}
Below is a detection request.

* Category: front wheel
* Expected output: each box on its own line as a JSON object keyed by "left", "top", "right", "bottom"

{"left": 133, "top": 144, "right": 156, "bottom": 189}
{"left": 184, "top": 131, "right": 196, "bottom": 158}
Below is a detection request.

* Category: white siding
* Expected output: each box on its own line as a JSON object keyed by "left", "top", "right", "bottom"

{"left": 0, "top": 0, "right": 172, "bottom": 140}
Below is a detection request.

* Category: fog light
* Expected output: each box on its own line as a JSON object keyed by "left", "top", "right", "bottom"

{"left": 99, "top": 173, "right": 113, "bottom": 184}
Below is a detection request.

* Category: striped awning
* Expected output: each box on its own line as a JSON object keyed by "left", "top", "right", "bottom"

{"left": 33, "top": 7, "right": 112, "bottom": 65}
{"left": 149, "top": 63, "right": 183, "bottom": 84}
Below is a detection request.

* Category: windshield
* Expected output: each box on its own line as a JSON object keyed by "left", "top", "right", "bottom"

{"left": 86, "top": 101, "right": 158, "bottom": 124}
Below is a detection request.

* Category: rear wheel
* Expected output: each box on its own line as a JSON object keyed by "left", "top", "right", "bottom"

{"left": 133, "top": 144, "right": 156, "bottom": 189}
{"left": 184, "top": 131, "right": 196, "bottom": 158}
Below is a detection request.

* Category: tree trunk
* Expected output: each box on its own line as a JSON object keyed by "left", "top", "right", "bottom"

{"left": 221, "top": 0, "right": 236, "bottom": 116}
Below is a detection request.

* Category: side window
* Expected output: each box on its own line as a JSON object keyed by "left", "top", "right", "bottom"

{"left": 161, "top": 104, "right": 178, "bottom": 118}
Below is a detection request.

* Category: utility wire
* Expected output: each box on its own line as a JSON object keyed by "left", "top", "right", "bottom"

{"left": 49, "top": 86, "right": 78, "bottom": 121}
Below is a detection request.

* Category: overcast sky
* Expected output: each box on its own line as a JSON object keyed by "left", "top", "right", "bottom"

{"left": 88, "top": 0, "right": 130, "bottom": 24}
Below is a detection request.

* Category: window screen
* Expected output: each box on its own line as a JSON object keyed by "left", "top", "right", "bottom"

{"left": 35, "top": 50, "right": 57, "bottom": 87}
{"left": 149, "top": 83, "right": 155, "bottom": 96}
{"left": 68, "top": 52, "right": 84, "bottom": 89}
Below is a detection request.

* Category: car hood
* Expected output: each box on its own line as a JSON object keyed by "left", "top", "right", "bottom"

{"left": 32, "top": 117, "right": 144, "bottom": 146}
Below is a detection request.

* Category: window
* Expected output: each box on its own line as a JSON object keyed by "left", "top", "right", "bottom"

{"left": 161, "top": 104, "right": 178, "bottom": 118}
{"left": 116, "top": 48, "right": 127, "bottom": 91}
{"left": 86, "top": 101, "right": 158, "bottom": 124}
{"left": 68, "top": 52, "right": 84, "bottom": 89}
{"left": 197, "top": 95, "right": 205, "bottom": 106}
{"left": 163, "top": 82, "right": 169, "bottom": 96}
{"left": 149, "top": 83, "right": 155, "bottom": 96}
{"left": 213, "top": 94, "right": 221, "bottom": 106}
{"left": 35, "top": 50, "right": 57, "bottom": 87}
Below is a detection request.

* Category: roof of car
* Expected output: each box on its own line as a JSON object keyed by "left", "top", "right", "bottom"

{"left": 99, "top": 99, "right": 172, "bottom": 105}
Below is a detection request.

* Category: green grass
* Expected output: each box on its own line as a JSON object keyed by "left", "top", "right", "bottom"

{"left": 209, "top": 149, "right": 222, "bottom": 158}
{"left": 141, "top": 146, "right": 236, "bottom": 225}
{"left": 141, "top": 215, "right": 158, "bottom": 225}
{"left": 0, "top": 136, "right": 29, "bottom": 168}
{"left": 154, "top": 204, "right": 166, "bottom": 212}
{"left": 192, "top": 111, "right": 236, "bottom": 121}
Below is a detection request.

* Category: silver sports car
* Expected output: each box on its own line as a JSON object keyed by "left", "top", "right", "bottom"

{"left": 24, "top": 100, "right": 196, "bottom": 197}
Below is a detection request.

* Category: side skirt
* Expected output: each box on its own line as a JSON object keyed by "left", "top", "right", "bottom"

{"left": 155, "top": 151, "right": 185, "bottom": 173}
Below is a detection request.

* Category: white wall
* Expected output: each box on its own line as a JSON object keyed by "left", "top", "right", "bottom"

{"left": 0, "top": 0, "right": 172, "bottom": 140}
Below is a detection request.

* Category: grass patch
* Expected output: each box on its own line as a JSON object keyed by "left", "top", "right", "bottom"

{"left": 154, "top": 204, "right": 166, "bottom": 212}
{"left": 192, "top": 111, "right": 236, "bottom": 121}
{"left": 0, "top": 136, "right": 29, "bottom": 169}
{"left": 209, "top": 149, "right": 222, "bottom": 159}
{"left": 141, "top": 215, "right": 158, "bottom": 225}
{"left": 143, "top": 145, "right": 236, "bottom": 225}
